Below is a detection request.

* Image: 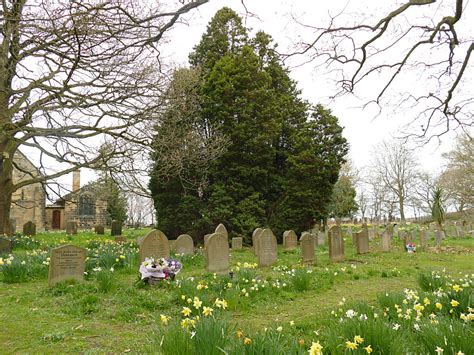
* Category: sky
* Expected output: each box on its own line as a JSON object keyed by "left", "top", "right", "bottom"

{"left": 60, "top": 0, "right": 472, "bottom": 192}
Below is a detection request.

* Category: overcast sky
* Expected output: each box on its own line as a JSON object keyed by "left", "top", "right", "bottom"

{"left": 66, "top": 0, "right": 472, "bottom": 191}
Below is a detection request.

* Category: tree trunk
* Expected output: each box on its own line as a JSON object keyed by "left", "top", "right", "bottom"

{"left": 399, "top": 197, "right": 406, "bottom": 222}
{"left": 0, "top": 172, "right": 13, "bottom": 236}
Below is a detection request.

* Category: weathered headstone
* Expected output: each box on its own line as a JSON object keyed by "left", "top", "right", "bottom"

{"left": 23, "top": 221, "right": 36, "bottom": 236}
{"left": 283, "top": 230, "right": 298, "bottom": 250}
{"left": 48, "top": 245, "right": 86, "bottom": 286}
{"left": 257, "top": 229, "right": 278, "bottom": 267}
{"left": 300, "top": 232, "right": 315, "bottom": 264}
{"left": 355, "top": 229, "right": 369, "bottom": 254}
{"left": 0, "top": 237, "right": 13, "bottom": 254}
{"left": 111, "top": 220, "right": 122, "bottom": 236}
{"left": 205, "top": 233, "right": 229, "bottom": 274}
{"left": 176, "top": 234, "right": 194, "bottom": 255}
{"left": 114, "top": 236, "right": 127, "bottom": 243}
{"left": 215, "top": 223, "right": 228, "bottom": 239}
{"left": 411, "top": 230, "right": 417, "bottom": 243}
{"left": 435, "top": 230, "right": 444, "bottom": 247}
{"left": 252, "top": 228, "right": 263, "bottom": 255}
{"left": 94, "top": 225, "right": 105, "bottom": 235}
{"left": 456, "top": 226, "right": 465, "bottom": 238}
{"left": 231, "top": 237, "right": 243, "bottom": 250}
{"left": 316, "top": 231, "right": 326, "bottom": 246}
{"left": 380, "top": 231, "right": 391, "bottom": 252}
{"left": 328, "top": 226, "right": 344, "bottom": 262}
{"left": 139, "top": 229, "right": 170, "bottom": 262}
{"left": 203, "top": 234, "right": 212, "bottom": 248}
{"left": 420, "top": 229, "right": 428, "bottom": 248}
{"left": 66, "top": 221, "right": 78, "bottom": 235}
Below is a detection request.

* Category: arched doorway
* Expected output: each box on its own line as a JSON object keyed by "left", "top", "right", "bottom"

{"left": 52, "top": 210, "right": 61, "bottom": 229}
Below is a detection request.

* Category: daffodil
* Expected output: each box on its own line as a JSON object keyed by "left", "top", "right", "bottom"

{"left": 309, "top": 341, "right": 323, "bottom": 355}
{"left": 452, "top": 284, "right": 461, "bottom": 292}
{"left": 182, "top": 307, "right": 192, "bottom": 317}
{"left": 345, "top": 341, "right": 358, "bottom": 350}
{"left": 354, "top": 335, "right": 364, "bottom": 344}
{"left": 236, "top": 330, "right": 243, "bottom": 338}
{"left": 160, "top": 314, "right": 170, "bottom": 326}
{"left": 450, "top": 300, "right": 459, "bottom": 307}
{"left": 203, "top": 307, "right": 213, "bottom": 317}
{"left": 435, "top": 302, "right": 442, "bottom": 310}
{"left": 244, "top": 337, "right": 252, "bottom": 345}
{"left": 364, "top": 345, "right": 373, "bottom": 353}
{"left": 193, "top": 297, "right": 202, "bottom": 309}
{"left": 435, "top": 346, "right": 444, "bottom": 354}
{"left": 276, "top": 326, "right": 283, "bottom": 332}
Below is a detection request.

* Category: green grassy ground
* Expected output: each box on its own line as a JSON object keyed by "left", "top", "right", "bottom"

{"left": 0, "top": 230, "right": 473, "bottom": 353}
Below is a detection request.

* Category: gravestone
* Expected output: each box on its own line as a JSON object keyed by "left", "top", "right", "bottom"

{"left": 411, "top": 230, "right": 417, "bottom": 243}
{"left": 435, "top": 230, "right": 444, "bottom": 247}
{"left": 300, "top": 232, "right": 315, "bottom": 264}
{"left": 393, "top": 224, "right": 399, "bottom": 235}
{"left": 23, "top": 221, "right": 36, "bottom": 236}
{"left": 48, "top": 245, "right": 86, "bottom": 286}
{"left": 355, "top": 229, "right": 369, "bottom": 254}
{"left": 66, "top": 221, "right": 78, "bottom": 235}
{"left": 316, "top": 231, "right": 326, "bottom": 246}
{"left": 257, "top": 229, "right": 278, "bottom": 267}
{"left": 176, "top": 234, "right": 194, "bottom": 255}
{"left": 203, "top": 234, "right": 212, "bottom": 248}
{"left": 456, "top": 226, "right": 464, "bottom": 238}
{"left": 215, "top": 223, "right": 228, "bottom": 239}
{"left": 429, "top": 222, "right": 435, "bottom": 232}
{"left": 94, "top": 225, "right": 105, "bottom": 235}
{"left": 111, "top": 220, "right": 122, "bottom": 236}
{"left": 380, "top": 231, "right": 391, "bottom": 252}
{"left": 283, "top": 230, "right": 298, "bottom": 250}
{"left": 139, "top": 229, "right": 170, "bottom": 262}
{"left": 114, "top": 236, "right": 127, "bottom": 243}
{"left": 252, "top": 228, "right": 263, "bottom": 255}
{"left": 205, "top": 233, "right": 229, "bottom": 274}
{"left": 328, "top": 226, "right": 344, "bottom": 262}
{"left": 231, "top": 237, "right": 243, "bottom": 250}
{"left": 0, "top": 237, "right": 13, "bottom": 254}
{"left": 420, "top": 230, "right": 428, "bottom": 248}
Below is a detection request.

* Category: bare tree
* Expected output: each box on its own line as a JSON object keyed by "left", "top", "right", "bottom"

{"left": 126, "top": 192, "right": 155, "bottom": 227}
{"left": 412, "top": 171, "right": 438, "bottom": 214}
{"left": 371, "top": 140, "right": 419, "bottom": 222}
{"left": 289, "top": 0, "right": 473, "bottom": 140}
{"left": 0, "top": 0, "right": 208, "bottom": 234}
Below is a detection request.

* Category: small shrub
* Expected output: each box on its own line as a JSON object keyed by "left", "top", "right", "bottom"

{"left": 291, "top": 269, "right": 312, "bottom": 292}
{"left": 417, "top": 271, "right": 446, "bottom": 291}
{"left": 95, "top": 270, "right": 117, "bottom": 293}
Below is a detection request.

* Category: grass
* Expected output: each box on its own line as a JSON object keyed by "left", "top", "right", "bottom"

{"left": 0, "top": 229, "right": 473, "bottom": 353}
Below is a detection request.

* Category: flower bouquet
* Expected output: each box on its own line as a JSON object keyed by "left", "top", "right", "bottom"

{"left": 405, "top": 243, "right": 416, "bottom": 253}
{"left": 139, "top": 257, "right": 182, "bottom": 284}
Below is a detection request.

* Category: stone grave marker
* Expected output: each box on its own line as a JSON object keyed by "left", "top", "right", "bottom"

{"left": 0, "top": 237, "right": 13, "bottom": 254}
{"left": 231, "top": 237, "right": 243, "bottom": 250}
{"left": 203, "top": 234, "right": 212, "bottom": 248}
{"left": 355, "top": 229, "right": 369, "bottom": 254}
{"left": 94, "top": 225, "right": 105, "bottom": 235}
{"left": 316, "top": 231, "right": 326, "bottom": 247}
{"left": 48, "top": 245, "right": 86, "bottom": 286}
{"left": 111, "top": 220, "right": 122, "bottom": 236}
{"left": 176, "top": 234, "right": 194, "bottom": 255}
{"left": 215, "top": 223, "right": 228, "bottom": 239}
{"left": 456, "top": 226, "right": 464, "bottom": 238}
{"left": 66, "top": 221, "right": 78, "bottom": 235}
{"left": 380, "top": 230, "right": 391, "bottom": 252}
{"left": 283, "top": 230, "right": 298, "bottom": 250}
{"left": 23, "top": 221, "right": 36, "bottom": 236}
{"left": 329, "top": 226, "right": 344, "bottom": 262}
{"left": 205, "top": 233, "right": 229, "bottom": 274}
{"left": 411, "top": 230, "right": 417, "bottom": 243}
{"left": 300, "top": 232, "right": 315, "bottom": 264}
{"left": 139, "top": 229, "right": 170, "bottom": 262}
{"left": 435, "top": 230, "right": 444, "bottom": 247}
{"left": 257, "top": 229, "right": 277, "bottom": 267}
{"left": 114, "top": 236, "right": 127, "bottom": 243}
{"left": 252, "top": 228, "right": 263, "bottom": 255}
{"left": 420, "top": 229, "right": 428, "bottom": 249}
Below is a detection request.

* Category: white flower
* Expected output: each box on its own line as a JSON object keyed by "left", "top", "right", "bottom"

{"left": 359, "top": 314, "right": 368, "bottom": 321}
{"left": 276, "top": 326, "right": 283, "bottom": 332}
{"left": 435, "top": 346, "right": 444, "bottom": 354}
{"left": 392, "top": 323, "right": 401, "bottom": 330}
{"left": 414, "top": 323, "right": 420, "bottom": 331}
{"left": 346, "top": 309, "right": 357, "bottom": 318}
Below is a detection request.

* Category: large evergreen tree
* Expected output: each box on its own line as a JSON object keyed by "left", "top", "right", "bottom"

{"left": 150, "top": 8, "right": 348, "bottom": 241}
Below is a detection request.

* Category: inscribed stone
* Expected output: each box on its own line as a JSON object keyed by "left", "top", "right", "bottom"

{"left": 316, "top": 231, "right": 326, "bottom": 246}
{"left": 114, "top": 236, "right": 127, "bottom": 243}
{"left": 329, "top": 226, "right": 344, "bottom": 262}
{"left": 283, "top": 230, "right": 298, "bottom": 250}
{"left": 257, "top": 229, "right": 277, "bottom": 267}
{"left": 215, "top": 223, "right": 228, "bottom": 239}
{"left": 355, "top": 229, "right": 369, "bottom": 254}
{"left": 94, "top": 225, "right": 105, "bottom": 235}
{"left": 420, "top": 230, "right": 428, "bottom": 248}
{"left": 23, "top": 221, "right": 36, "bottom": 236}
{"left": 252, "top": 228, "right": 263, "bottom": 255}
{"left": 203, "top": 234, "right": 212, "bottom": 248}
{"left": 206, "top": 233, "right": 229, "bottom": 274}
{"left": 139, "top": 229, "right": 170, "bottom": 262}
{"left": 111, "top": 220, "right": 122, "bottom": 236}
{"left": 435, "top": 230, "right": 444, "bottom": 247}
{"left": 380, "top": 230, "right": 391, "bottom": 252}
{"left": 66, "top": 221, "right": 78, "bottom": 235}
{"left": 300, "top": 232, "right": 315, "bottom": 264}
{"left": 48, "top": 245, "right": 86, "bottom": 286}
{"left": 0, "top": 237, "right": 13, "bottom": 254}
{"left": 176, "top": 234, "right": 194, "bottom": 255}
{"left": 231, "top": 237, "right": 243, "bottom": 250}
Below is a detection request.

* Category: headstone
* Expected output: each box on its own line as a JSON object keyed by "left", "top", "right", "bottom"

{"left": 316, "top": 231, "right": 326, "bottom": 246}
{"left": 355, "top": 229, "right": 369, "bottom": 254}
{"left": 429, "top": 222, "right": 435, "bottom": 232}
{"left": 176, "top": 234, "right": 194, "bottom": 255}
{"left": 111, "top": 220, "right": 122, "bottom": 236}
{"left": 300, "top": 232, "right": 315, "bottom": 264}
{"left": 411, "top": 230, "right": 417, "bottom": 243}
{"left": 0, "top": 237, "right": 13, "bottom": 254}
{"left": 23, "top": 221, "right": 36, "bottom": 236}
{"left": 456, "top": 226, "right": 464, "bottom": 238}
{"left": 231, "top": 237, "right": 243, "bottom": 250}
{"left": 205, "top": 233, "right": 229, "bottom": 274}
{"left": 328, "top": 226, "right": 344, "bottom": 262}
{"left": 139, "top": 229, "right": 170, "bottom": 262}
{"left": 48, "top": 245, "right": 86, "bottom": 286}
{"left": 215, "top": 223, "right": 228, "bottom": 239}
{"left": 66, "top": 221, "right": 78, "bottom": 235}
{"left": 94, "top": 225, "right": 105, "bottom": 235}
{"left": 282, "top": 230, "right": 298, "bottom": 250}
{"left": 257, "top": 229, "right": 278, "bottom": 267}
{"left": 420, "top": 230, "right": 428, "bottom": 248}
{"left": 435, "top": 230, "right": 444, "bottom": 247}
{"left": 252, "top": 228, "right": 263, "bottom": 255}
{"left": 380, "top": 231, "right": 391, "bottom": 252}
{"left": 203, "top": 234, "right": 212, "bottom": 248}
{"left": 114, "top": 236, "right": 127, "bottom": 243}
{"left": 393, "top": 224, "right": 399, "bottom": 235}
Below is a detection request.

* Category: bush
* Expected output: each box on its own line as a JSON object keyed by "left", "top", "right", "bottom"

{"left": 290, "top": 269, "right": 312, "bottom": 292}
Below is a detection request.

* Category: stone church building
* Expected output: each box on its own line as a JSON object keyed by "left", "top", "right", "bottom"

{"left": 11, "top": 153, "right": 107, "bottom": 232}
